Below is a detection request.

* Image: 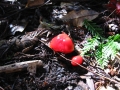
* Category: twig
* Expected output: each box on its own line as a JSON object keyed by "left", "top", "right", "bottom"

{"left": 0, "top": 86, "right": 4, "bottom": 90}
{"left": 0, "top": 60, "right": 43, "bottom": 73}
{"left": 107, "top": 9, "right": 116, "bottom": 18}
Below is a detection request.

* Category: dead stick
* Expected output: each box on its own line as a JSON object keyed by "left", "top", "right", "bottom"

{"left": 0, "top": 60, "right": 43, "bottom": 73}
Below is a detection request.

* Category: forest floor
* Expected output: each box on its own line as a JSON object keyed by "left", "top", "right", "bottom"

{"left": 0, "top": 0, "right": 120, "bottom": 90}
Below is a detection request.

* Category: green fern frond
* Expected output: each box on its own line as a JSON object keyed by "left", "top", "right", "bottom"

{"left": 82, "top": 18, "right": 120, "bottom": 68}
{"left": 81, "top": 37, "right": 100, "bottom": 56}
{"left": 95, "top": 40, "right": 120, "bottom": 68}
{"left": 81, "top": 32, "right": 120, "bottom": 68}
{"left": 83, "top": 19, "right": 104, "bottom": 38}
{"left": 108, "top": 34, "right": 120, "bottom": 41}
{"left": 95, "top": 40, "right": 120, "bottom": 67}
{"left": 82, "top": 19, "right": 120, "bottom": 68}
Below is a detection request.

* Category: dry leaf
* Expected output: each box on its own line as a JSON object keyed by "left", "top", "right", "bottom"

{"left": 26, "top": 0, "right": 44, "bottom": 7}
{"left": 61, "top": 9, "right": 99, "bottom": 27}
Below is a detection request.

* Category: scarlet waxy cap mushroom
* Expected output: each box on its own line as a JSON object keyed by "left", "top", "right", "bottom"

{"left": 49, "top": 33, "right": 74, "bottom": 53}
{"left": 71, "top": 55, "right": 83, "bottom": 66}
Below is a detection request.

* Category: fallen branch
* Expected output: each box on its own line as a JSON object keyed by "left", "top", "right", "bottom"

{"left": 0, "top": 60, "right": 43, "bottom": 73}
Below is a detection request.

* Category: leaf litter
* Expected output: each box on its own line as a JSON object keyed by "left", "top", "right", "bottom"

{"left": 0, "top": 0, "right": 120, "bottom": 90}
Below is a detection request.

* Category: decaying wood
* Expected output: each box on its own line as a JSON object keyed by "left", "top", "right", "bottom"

{"left": 0, "top": 60, "right": 43, "bottom": 73}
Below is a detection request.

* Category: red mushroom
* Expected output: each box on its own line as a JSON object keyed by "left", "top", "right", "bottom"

{"left": 71, "top": 55, "right": 83, "bottom": 66}
{"left": 49, "top": 33, "right": 74, "bottom": 54}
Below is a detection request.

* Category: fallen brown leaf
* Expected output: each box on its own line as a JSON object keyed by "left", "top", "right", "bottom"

{"left": 62, "top": 9, "right": 99, "bottom": 27}
{"left": 26, "top": 0, "right": 44, "bottom": 7}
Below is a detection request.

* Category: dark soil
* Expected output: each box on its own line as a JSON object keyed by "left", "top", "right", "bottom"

{"left": 1, "top": 0, "right": 120, "bottom": 90}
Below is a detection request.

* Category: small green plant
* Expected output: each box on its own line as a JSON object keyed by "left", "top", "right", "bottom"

{"left": 82, "top": 20, "right": 120, "bottom": 68}
{"left": 83, "top": 19, "right": 104, "bottom": 38}
{"left": 81, "top": 37, "right": 100, "bottom": 56}
{"left": 95, "top": 36, "right": 120, "bottom": 67}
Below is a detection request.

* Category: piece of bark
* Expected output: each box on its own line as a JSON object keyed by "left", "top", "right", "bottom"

{"left": 0, "top": 60, "right": 43, "bottom": 73}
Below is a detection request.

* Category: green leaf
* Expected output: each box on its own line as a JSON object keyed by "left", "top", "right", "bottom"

{"left": 108, "top": 34, "right": 120, "bottom": 41}
{"left": 83, "top": 19, "right": 104, "bottom": 38}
